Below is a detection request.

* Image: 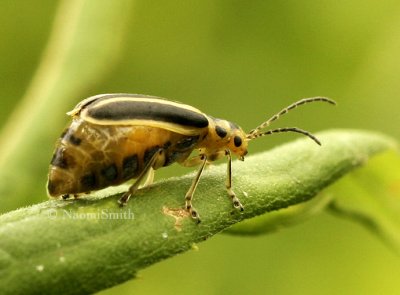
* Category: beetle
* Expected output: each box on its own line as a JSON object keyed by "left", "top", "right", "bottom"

{"left": 47, "top": 93, "right": 336, "bottom": 222}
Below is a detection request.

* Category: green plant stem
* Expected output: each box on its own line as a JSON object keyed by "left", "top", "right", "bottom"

{"left": 0, "top": 129, "right": 397, "bottom": 294}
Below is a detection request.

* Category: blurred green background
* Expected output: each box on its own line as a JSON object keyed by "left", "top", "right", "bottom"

{"left": 1, "top": 1, "right": 400, "bottom": 294}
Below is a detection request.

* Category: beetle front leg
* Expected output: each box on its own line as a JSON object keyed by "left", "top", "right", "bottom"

{"left": 184, "top": 155, "right": 207, "bottom": 223}
{"left": 225, "top": 150, "right": 244, "bottom": 211}
{"left": 119, "top": 148, "right": 163, "bottom": 206}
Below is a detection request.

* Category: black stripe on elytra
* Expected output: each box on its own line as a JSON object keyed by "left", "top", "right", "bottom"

{"left": 77, "top": 94, "right": 158, "bottom": 111}
{"left": 87, "top": 100, "right": 209, "bottom": 128}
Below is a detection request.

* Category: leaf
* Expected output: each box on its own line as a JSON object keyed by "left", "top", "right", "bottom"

{"left": 326, "top": 150, "right": 400, "bottom": 251}
{"left": 226, "top": 150, "right": 400, "bottom": 251}
{"left": 0, "top": 129, "right": 397, "bottom": 295}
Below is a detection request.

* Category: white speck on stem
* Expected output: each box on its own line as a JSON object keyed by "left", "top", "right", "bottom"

{"left": 161, "top": 232, "right": 168, "bottom": 239}
{"left": 36, "top": 265, "right": 44, "bottom": 272}
{"left": 191, "top": 243, "right": 199, "bottom": 251}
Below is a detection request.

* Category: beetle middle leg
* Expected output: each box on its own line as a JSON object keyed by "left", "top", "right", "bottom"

{"left": 184, "top": 155, "right": 207, "bottom": 223}
{"left": 118, "top": 148, "right": 163, "bottom": 206}
{"left": 225, "top": 150, "right": 244, "bottom": 211}
{"left": 140, "top": 167, "right": 155, "bottom": 188}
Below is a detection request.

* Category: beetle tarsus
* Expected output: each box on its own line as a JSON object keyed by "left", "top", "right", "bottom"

{"left": 118, "top": 193, "right": 130, "bottom": 206}
{"left": 183, "top": 155, "right": 207, "bottom": 223}
{"left": 187, "top": 206, "right": 201, "bottom": 223}
{"left": 62, "top": 194, "right": 70, "bottom": 200}
{"left": 232, "top": 197, "right": 244, "bottom": 211}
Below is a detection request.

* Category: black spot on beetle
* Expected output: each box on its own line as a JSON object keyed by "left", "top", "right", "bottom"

{"left": 215, "top": 125, "right": 227, "bottom": 138}
{"left": 60, "top": 127, "right": 82, "bottom": 146}
{"left": 122, "top": 154, "right": 138, "bottom": 179}
{"left": 101, "top": 163, "right": 118, "bottom": 182}
{"left": 234, "top": 136, "right": 242, "bottom": 147}
{"left": 163, "top": 141, "right": 172, "bottom": 149}
{"left": 67, "top": 134, "right": 82, "bottom": 146}
{"left": 208, "top": 153, "right": 220, "bottom": 161}
{"left": 175, "top": 136, "right": 199, "bottom": 150}
{"left": 80, "top": 172, "right": 97, "bottom": 190}
{"left": 164, "top": 151, "right": 186, "bottom": 166}
{"left": 51, "top": 148, "right": 70, "bottom": 169}
{"left": 144, "top": 146, "right": 160, "bottom": 165}
{"left": 60, "top": 128, "right": 68, "bottom": 138}
{"left": 47, "top": 180, "right": 57, "bottom": 195}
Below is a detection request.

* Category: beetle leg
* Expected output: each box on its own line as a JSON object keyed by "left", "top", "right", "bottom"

{"left": 62, "top": 194, "right": 70, "bottom": 200}
{"left": 119, "top": 148, "right": 163, "bottom": 206}
{"left": 182, "top": 150, "right": 225, "bottom": 167}
{"left": 185, "top": 155, "right": 207, "bottom": 223}
{"left": 225, "top": 150, "right": 244, "bottom": 211}
{"left": 140, "top": 167, "right": 155, "bottom": 188}
{"left": 181, "top": 155, "right": 205, "bottom": 167}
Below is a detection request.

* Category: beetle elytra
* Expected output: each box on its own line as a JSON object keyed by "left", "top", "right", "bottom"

{"left": 47, "top": 94, "right": 336, "bottom": 222}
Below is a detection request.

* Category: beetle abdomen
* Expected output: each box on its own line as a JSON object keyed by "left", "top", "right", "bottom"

{"left": 47, "top": 119, "right": 203, "bottom": 197}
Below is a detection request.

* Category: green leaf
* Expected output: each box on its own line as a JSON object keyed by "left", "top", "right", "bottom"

{"left": 0, "top": 129, "right": 397, "bottom": 294}
{"left": 226, "top": 150, "right": 400, "bottom": 251}
{"left": 326, "top": 150, "right": 400, "bottom": 252}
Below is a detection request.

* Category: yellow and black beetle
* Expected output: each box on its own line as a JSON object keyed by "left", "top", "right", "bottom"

{"left": 47, "top": 94, "right": 335, "bottom": 222}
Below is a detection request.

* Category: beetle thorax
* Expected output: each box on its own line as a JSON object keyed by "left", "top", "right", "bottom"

{"left": 200, "top": 117, "right": 248, "bottom": 159}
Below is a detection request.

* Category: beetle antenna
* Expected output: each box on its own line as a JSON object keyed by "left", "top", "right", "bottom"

{"left": 247, "top": 127, "right": 321, "bottom": 145}
{"left": 248, "top": 97, "right": 336, "bottom": 136}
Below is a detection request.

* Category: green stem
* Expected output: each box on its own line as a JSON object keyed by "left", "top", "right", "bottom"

{"left": 0, "top": 130, "right": 397, "bottom": 295}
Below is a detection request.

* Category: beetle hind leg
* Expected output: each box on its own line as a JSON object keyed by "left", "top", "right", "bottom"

{"left": 118, "top": 148, "right": 162, "bottom": 206}
{"left": 225, "top": 150, "right": 244, "bottom": 211}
